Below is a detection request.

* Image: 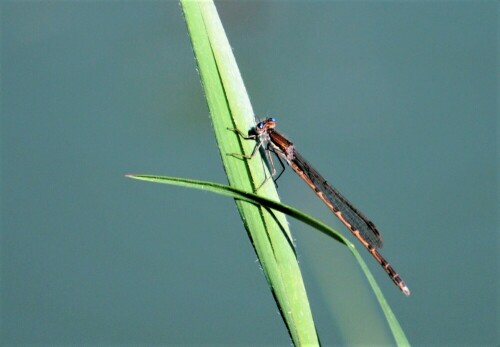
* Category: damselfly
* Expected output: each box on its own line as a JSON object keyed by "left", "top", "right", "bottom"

{"left": 230, "top": 117, "right": 410, "bottom": 296}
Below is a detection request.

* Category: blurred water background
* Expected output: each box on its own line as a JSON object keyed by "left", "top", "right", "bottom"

{"left": 1, "top": 2, "right": 497, "bottom": 345}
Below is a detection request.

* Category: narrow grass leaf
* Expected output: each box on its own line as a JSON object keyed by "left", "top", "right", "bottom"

{"left": 127, "top": 174, "right": 410, "bottom": 346}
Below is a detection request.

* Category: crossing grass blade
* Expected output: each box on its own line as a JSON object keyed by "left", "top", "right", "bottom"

{"left": 127, "top": 174, "right": 410, "bottom": 346}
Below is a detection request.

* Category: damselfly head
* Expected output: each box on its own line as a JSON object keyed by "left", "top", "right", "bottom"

{"left": 255, "top": 117, "right": 277, "bottom": 134}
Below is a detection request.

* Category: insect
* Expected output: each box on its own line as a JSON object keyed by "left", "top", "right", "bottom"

{"left": 230, "top": 118, "right": 410, "bottom": 296}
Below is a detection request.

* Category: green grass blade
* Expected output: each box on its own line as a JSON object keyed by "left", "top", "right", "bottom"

{"left": 127, "top": 174, "right": 410, "bottom": 346}
{"left": 180, "top": 1, "right": 319, "bottom": 345}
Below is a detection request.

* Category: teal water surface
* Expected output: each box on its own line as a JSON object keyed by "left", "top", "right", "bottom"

{"left": 1, "top": 2, "right": 496, "bottom": 345}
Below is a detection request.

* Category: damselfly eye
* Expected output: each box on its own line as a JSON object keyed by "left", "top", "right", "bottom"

{"left": 257, "top": 122, "right": 265, "bottom": 129}
{"left": 269, "top": 117, "right": 276, "bottom": 122}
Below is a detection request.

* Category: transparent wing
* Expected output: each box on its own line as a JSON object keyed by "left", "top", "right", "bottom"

{"left": 292, "top": 151, "right": 383, "bottom": 249}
